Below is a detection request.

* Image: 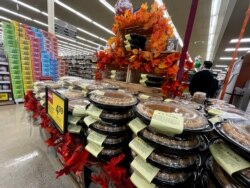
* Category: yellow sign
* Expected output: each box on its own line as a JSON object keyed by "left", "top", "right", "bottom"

{"left": 47, "top": 89, "right": 67, "bottom": 132}
{"left": 0, "top": 93, "right": 8, "bottom": 101}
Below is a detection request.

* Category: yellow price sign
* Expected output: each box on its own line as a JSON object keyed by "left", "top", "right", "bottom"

{"left": 46, "top": 88, "right": 68, "bottom": 133}
{"left": 0, "top": 93, "right": 8, "bottom": 101}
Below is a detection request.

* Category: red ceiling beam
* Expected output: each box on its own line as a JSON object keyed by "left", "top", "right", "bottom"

{"left": 220, "top": 4, "right": 250, "bottom": 100}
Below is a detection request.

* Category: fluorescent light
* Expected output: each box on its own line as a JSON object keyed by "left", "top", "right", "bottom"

{"left": 76, "top": 27, "right": 107, "bottom": 42}
{"left": 206, "top": 0, "right": 221, "bottom": 60}
{"left": 220, "top": 57, "right": 239, "bottom": 60}
{"left": 41, "top": 12, "right": 48, "bottom": 16}
{"left": 155, "top": 0, "right": 183, "bottom": 47}
{"left": 55, "top": 0, "right": 92, "bottom": 22}
{"left": 215, "top": 65, "right": 228, "bottom": 68}
{"left": 8, "top": 1, "right": 108, "bottom": 43}
{"left": 212, "top": 69, "right": 222, "bottom": 72}
{"left": 55, "top": 0, "right": 113, "bottom": 35}
{"left": 92, "top": 21, "right": 113, "bottom": 35}
{"left": 0, "top": 7, "right": 32, "bottom": 20}
{"left": 220, "top": 71, "right": 227, "bottom": 74}
{"left": 58, "top": 42, "right": 95, "bottom": 53}
{"left": 12, "top": 0, "right": 40, "bottom": 12}
{"left": 225, "top": 48, "right": 250, "bottom": 52}
{"left": 76, "top": 36, "right": 103, "bottom": 46}
{"left": 0, "top": 15, "right": 11, "bottom": 21}
{"left": 99, "top": 0, "right": 115, "bottom": 13}
{"left": 33, "top": 19, "right": 48, "bottom": 27}
{"left": 230, "top": 38, "right": 250, "bottom": 43}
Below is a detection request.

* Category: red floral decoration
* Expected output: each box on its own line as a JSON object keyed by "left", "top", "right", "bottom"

{"left": 95, "top": 2, "right": 192, "bottom": 97}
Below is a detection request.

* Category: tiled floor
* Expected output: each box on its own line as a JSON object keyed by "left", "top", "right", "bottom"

{"left": 0, "top": 104, "right": 78, "bottom": 188}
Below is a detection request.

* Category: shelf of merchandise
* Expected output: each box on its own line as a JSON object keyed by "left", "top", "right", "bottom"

{"left": 0, "top": 42, "right": 14, "bottom": 105}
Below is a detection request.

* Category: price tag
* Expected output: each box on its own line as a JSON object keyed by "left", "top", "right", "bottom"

{"left": 72, "top": 105, "right": 86, "bottom": 116}
{"left": 80, "top": 83, "right": 89, "bottom": 90}
{"left": 39, "top": 92, "right": 45, "bottom": 98}
{"left": 164, "top": 98, "right": 173, "bottom": 102}
{"left": 68, "top": 124, "right": 82, "bottom": 134}
{"left": 68, "top": 115, "right": 81, "bottom": 125}
{"left": 208, "top": 109, "right": 224, "bottom": 116}
{"left": 150, "top": 111, "right": 184, "bottom": 135}
{"left": 128, "top": 118, "right": 147, "bottom": 135}
{"left": 141, "top": 74, "right": 147, "bottom": 79}
{"left": 139, "top": 94, "right": 150, "bottom": 100}
{"left": 68, "top": 86, "right": 74, "bottom": 91}
{"left": 131, "top": 156, "right": 160, "bottom": 183}
{"left": 129, "top": 137, "right": 154, "bottom": 160}
{"left": 110, "top": 75, "right": 115, "bottom": 79}
{"left": 130, "top": 172, "right": 155, "bottom": 188}
{"left": 92, "top": 90, "right": 105, "bottom": 96}
{"left": 139, "top": 79, "right": 146, "bottom": 84}
{"left": 87, "top": 130, "right": 107, "bottom": 146}
{"left": 84, "top": 116, "right": 98, "bottom": 127}
{"left": 85, "top": 142, "right": 104, "bottom": 158}
{"left": 40, "top": 100, "right": 45, "bottom": 106}
{"left": 209, "top": 142, "right": 250, "bottom": 175}
{"left": 209, "top": 117, "right": 221, "bottom": 124}
{"left": 85, "top": 105, "right": 102, "bottom": 119}
{"left": 111, "top": 70, "right": 116, "bottom": 74}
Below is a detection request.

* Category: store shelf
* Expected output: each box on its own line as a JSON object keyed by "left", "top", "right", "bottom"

{"left": 0, "top": 81, "right": 11, "bottom": 84}
{"left": 0, "top": 71, "right": 10, "bottom": 75}
{"left": 0, "top": 90, "right": 11, "bottom": 93}
{"left": 0, "top": 62, "right": 8, "bottom": 65}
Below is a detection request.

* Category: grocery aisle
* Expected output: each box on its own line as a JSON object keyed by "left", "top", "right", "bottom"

{"left": 0, "top": 104, "right": 78, "bottom": 188}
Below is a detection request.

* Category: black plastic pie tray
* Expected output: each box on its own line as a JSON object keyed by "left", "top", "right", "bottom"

{"left": 214, "top": 122, "right": 250, "bottom": 160}
{"left": 146, "top": 152, "right": 202, "bottom": 172}
{"left": 152, "top": 170, "right": 196, "bottom": 188}
{"left": 134, "top": 106, "right": 213, "bottom": 134}
{"left": 89, "top": 122, "right": 130, "bottom": 136}
{"left": 146, "top": 74, "right": 164, "bottom": 82}
{"left": 99, "top": 110, "right": 134, "bottom": 125}
{"left": 137, "top": 129, "right": 207, "bottom": 155}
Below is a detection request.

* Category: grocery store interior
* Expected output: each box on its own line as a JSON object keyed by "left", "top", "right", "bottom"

{"left": 0, "top": 0, "right": 250, "bottom": 188}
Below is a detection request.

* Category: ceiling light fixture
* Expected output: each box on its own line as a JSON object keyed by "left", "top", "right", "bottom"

{"left": 12, "top": 0, "right": 40, "bottom": 12}
{"left": 76, "top": 27, "right": 107, "bottom": 42}
{"left": 54, "top": 0, "right": 114, "bottom": 35}
{"left": 58, "top": 41, "right": 95, "bottom": 53}
{"left": 230, "top": 38, "right": 250, "bottom": 43}
{"left": 76, "top": 36, "right": 103, "bottom": 47}
{"left": 206, "top": 0, "right": 221, "bottom": 61}
{"left": 0, "top": 15, "right": 11, "bottom": 21}
{"left": 215, "top": 65, "right": 228, "bottom": 68}
{"left": 8, "top": 1, "right": 108, "bottom": 43}
{"left": 225, "top": 48, "right": 250, "bottom": 52}
{"left": 33, "top": 19, "right": 48, "bottom": 27}
{"left": 212, "top": 69, "right": 222, "bottom": 72}
{"left": 0, "top": 6, "right": 32, "bottom": 20}
{"left": 155, "top": 0, "right": 183, "bottom": 47}
{"left": 220, "top": 57, "right": 239, "bottom": 60}
{"left": 99, "top": 0, "right": 115, "bottom": 13}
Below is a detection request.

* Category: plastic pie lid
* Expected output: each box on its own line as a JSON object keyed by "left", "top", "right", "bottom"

{"left": 135, "top": 101, "right": 209, "bottom": 131}
{"left": 100, "top": 110, "right": 134, "bottom": 124}
{"left": 138, "top": 128, "right": 201, "bottom": 152}
{"left": 68, "top": 98, "right": 90, "bottom": 111}
{"left": 214, "top": 122, "right": 250, "bottom": 154}
{"left": 147, "top": 150, "right": 200, "bottom": 171}
{"left": 90, "top": 121, "right": 129, "bottom": 135}
{"left": 169, "top": 99, "right": 202, "bottom": 111}
{"left": 153, "top": 170, "right": 194, "bottom": 186}
{"left": 88, "top": 90, "right": 138, "bottom": 108}
{"left": 59, "top": 90, "right": 85, "bottom": 100}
